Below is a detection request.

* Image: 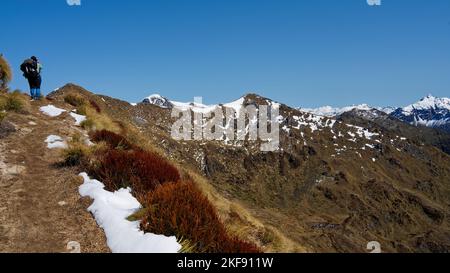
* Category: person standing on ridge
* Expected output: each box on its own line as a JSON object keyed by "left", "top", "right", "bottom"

{"left": 20, "top": 56, "right": 43, "bottom": 100}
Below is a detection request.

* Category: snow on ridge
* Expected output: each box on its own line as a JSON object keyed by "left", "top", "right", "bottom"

{"left": 146, "top": 94, "right": 165, "bottom": 100}
{"left": 143, "top": 93, "right": 282, "bottom": 115}
{"left": 171, "top": 100, "right": 219, "bottom": 113}
{"left": 301, "top": 104, "right": 374, "bottom": 117}
{"left": 40, "top": 105, "right": 67, "bottom": 117}
{"left": 170, "top": 96, "right": 247, "bottom": 114}
{"left": 142, "top": 94, "right": 173, "bottom": 109}
{"left": 78, "top": 173, "right": 181, "bottom": 253}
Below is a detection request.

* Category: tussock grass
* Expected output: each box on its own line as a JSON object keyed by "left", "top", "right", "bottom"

{"left": 0, "top": 90, "right": 30, "bottom": 113}
{"left": 90, "top": 129, "right": 139, "bottom": 150}
{"left": 64, "top": 94, "right": 86, "bottom": 107}
{"left": 0, "top": 55, "right": 12, "bottom": 92}
{"left": 81, "top": 106, "right": 120, "bottom": 132}
{"left": 90, "top": 100, "right": 101, "bottom": 113}
{"left": 141, "top": 181, "right": 261, "bottom": 253}
{"left": 90, "top": 148, "right": 181, "bottom": 194}
{"left": 62, "top": 93, "right": 117, "bottom": 133}
{"left": 60, "top": 133, "right": 92, "bottom": 167}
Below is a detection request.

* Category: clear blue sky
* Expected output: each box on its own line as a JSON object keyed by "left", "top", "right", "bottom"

{"left": 2, "top": 0, "right": 449, "bottom": 107}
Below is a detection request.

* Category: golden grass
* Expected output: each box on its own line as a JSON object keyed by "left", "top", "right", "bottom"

{"left": 81, "top": 105, "right": 121, "bottom": 133}
{"left": 0, "top": 90, "right": 30, "bottom": 113}
{"left": 0, "top": 55, "right": 12, "bottom": 91}
{"left": 64, "top": 94, "right": 86, "bottom": 107}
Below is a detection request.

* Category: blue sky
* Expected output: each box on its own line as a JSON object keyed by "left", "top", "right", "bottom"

{"left": 2, "top": 0, "right": 449, "bottom": 107}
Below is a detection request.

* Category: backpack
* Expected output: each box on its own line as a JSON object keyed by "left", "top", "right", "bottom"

{"left": 20, "top": 59, "right": 39, "bottom": 79}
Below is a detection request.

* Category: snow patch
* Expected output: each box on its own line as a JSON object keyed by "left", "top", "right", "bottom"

{"left": 45, "top": 135, "right": 68, "bottom": 149}
{"left": 70, "top": 112, "right": 86, "bottom": 126}
{"left": 78, "top": 173, "right": 181, "bottom": 253}
{"left": 40, "top": 105, "right": 66, "bottom": 117}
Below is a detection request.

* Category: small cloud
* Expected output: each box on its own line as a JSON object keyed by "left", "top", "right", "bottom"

{"left": 367, "top": 0, "right": 381, "bottom": 6}
{"left": 67, "top": 0, "right": 81, "bottom": 6}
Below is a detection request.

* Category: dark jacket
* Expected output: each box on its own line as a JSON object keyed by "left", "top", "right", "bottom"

{"left": 20, "top": 59, "right": 42, "bottom": 88}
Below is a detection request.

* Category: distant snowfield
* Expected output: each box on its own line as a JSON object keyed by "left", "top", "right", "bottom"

{"left": 78, "top": 173, "right": 181, "bottom": 253}
{"left": 300, "top": 104, "right": 395, "bottom": 117}
{"left": 40, "top": 105, "right": 67, "bottom": 117}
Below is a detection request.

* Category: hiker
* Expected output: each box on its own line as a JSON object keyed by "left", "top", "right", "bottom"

{"left": 20, "top": 56, "right": 43, "bottom": 100}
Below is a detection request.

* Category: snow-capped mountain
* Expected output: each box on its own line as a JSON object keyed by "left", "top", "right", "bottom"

{"left": 142, "top": 94, "right": 173, "bottom": 109}
{"left": 301, "top": 95, "right": 450, "bottom": 133}
{"left": 391, "top": 95, "right": 450, "bottom": 132}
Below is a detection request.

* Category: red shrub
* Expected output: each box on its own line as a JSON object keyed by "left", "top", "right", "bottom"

{"left": 91, "top": 130, "right": 137, "bottom": 150}
{"left": 141, "top": 181, "right": 261, "bottom": 253}
{"left": 92, "top": 149, "right": 180, "bottom": 193}
{"left": 90, "top": 100, "right": 101, "bottom": 113}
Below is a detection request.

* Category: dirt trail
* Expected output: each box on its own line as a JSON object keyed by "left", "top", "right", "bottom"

{"left": 0, "top": 100, "right": 108, "bottom": 253}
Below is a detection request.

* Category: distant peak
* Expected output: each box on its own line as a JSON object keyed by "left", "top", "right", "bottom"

{"left": 142, "top": 93, "right": 173, "bottom": 109}
{"left": 398, "top": 95, "right": 450, "bottom": 116}
{"left": 420, "top": 94, "right": 436, "bottom": 101}
{"left": 146, "top": 94, "right": 164, "bottom": 99}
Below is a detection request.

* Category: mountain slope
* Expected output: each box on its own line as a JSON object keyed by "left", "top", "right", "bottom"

{"left": 48, "top": 84, "right": 450, "bottom": 253}
{"left": 338, "top": 108, "right": 450, "bottom": 155}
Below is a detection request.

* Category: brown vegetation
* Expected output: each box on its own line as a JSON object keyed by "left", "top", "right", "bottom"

{"left": 141, "top": 181, "right": 261, "bottom": 253}
{"left": 0, "top": 55, "right": 12, "bottom": 92}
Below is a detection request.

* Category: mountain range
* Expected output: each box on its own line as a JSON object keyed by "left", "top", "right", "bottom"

{"left": 300, "top": 95, "right": 450, "bottom": 133}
